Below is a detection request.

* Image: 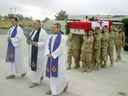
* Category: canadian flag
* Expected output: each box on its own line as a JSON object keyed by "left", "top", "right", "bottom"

{"left": 91, "top": 21, "right": 112, "bottom": 30}
{"left": 91, "top": 21, "right": 102, "bottom": 29}
{"left": 68, "top": 20, "right": 112, "bottom": 34}
{"left": 68, "top": 21, "right": 91, "bottom": 32}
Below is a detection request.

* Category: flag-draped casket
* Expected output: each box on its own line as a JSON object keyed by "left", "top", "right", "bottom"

{"left": 67, "top": 20, "right": 112, "bottom": 34}
{"left": 68, "top": 21, "right": 91, "bottom": 32}
{"left": 68, "top": 21, "right": 91, "bottom": 34}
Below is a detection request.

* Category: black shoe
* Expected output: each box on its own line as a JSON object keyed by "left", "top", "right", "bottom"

{"left": 67, "top": 66, "right": 71, "bottom": 70}
{"left": 29, "top": 83, "right": 39, "bottom": 88}
{"left": 101, "top": 64, "right": 106, "bottom": 68}
{"left": 40, "top": 76, "right": 43, "bottom": 80}
{"left": 59, "top": 82, "right": 69, "bottom": 95}
{"left": 21, "top": 73, "right": 26, "bottom": 78}
{"left": 46, "top": 90, "right": 52, "bottom": 95}
{"left": 63, "top": 83, "right": 68, "bottom": 93}
{"left": 81, "top": 68, "right": 87, "bottom": 73}
{"left": 74, "top": 65, "right": 80, "bottom": 69}
{"left": 6, "top": 75, "right": 16, "bottom": 80}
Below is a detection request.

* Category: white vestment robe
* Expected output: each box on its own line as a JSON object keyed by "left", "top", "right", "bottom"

{"left": 6, "top": 26, "right": 26, "bottom": 75}
{"left": 45, "top": 33, "right": 68, "bottom": 95}
{"left": 29, "top": 28, "right": 48, "bottom": 83}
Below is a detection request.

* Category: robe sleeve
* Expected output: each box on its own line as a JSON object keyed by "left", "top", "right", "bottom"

{"left": 44, "top": 35, "right": 51, "bottom": 56}
{"left": 11, "top": 27, "right": 23, "bottom": 47}
{"left": 51, "top": 36, "right": 64, "bottom": 59}
{"left": 8, "top": 28, "right": 12, "bottom": 36}
{"left": 37, "top": 29, "right": 48, "bottom": 47}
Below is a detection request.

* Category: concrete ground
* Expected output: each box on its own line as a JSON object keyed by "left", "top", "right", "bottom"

{"left": 0, "top": 32, "right": 128, "bottom": 96}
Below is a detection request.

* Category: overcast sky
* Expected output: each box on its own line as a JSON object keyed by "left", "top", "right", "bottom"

{"left": 0, "top": 0, "right": 128, "bottom": 19}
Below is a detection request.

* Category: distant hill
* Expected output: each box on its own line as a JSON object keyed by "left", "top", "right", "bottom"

{"left": 68, "top": 15, "right": 128, "bottom": 21}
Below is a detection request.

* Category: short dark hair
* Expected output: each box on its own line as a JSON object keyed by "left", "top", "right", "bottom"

{"left": 54, "top": 23, "right": 61, "bottom": 29}
{"left": 10, "top": 17, "right": 18, "bottom": 22}
{"left": 35, "top": 19, "right": 41, "bottom": 24}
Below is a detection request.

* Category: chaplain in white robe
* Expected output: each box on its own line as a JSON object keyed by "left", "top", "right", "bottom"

{"left": 28, "top": 20, "right": 48, "bottom": 88}
{"left": 45, "top": 23, "right": 68, "bottom": 96}
{"left": 5, "top": 17, "right": 26, "bottom": 79}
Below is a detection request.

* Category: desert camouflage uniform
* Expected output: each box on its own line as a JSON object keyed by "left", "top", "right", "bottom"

{"left": 115, "top": 31, "right": 125, "bottom": 61}
{"left": 101, "top": 31, "right": 109, "bottom": 68}
{"left": 93, "top": 31, "right": 102, "bottom": 70}
{"left": 108, "top": 31, "right": 115, "bottom": 66}
{"left": 81, "top": 33, "right": 94, "bottom": 72}
{"left": 67, "top": 33, "right": 83, "bottom": 69}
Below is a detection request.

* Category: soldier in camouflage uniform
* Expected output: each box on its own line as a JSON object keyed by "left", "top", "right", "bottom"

{"left": 113, "top": 26, "right": 118, "bottom": 42}
{"left": 67, "top": 33, "right": 83, "bottom": 70}
{"left": 67, "top": 33, "right": 73, "bottom": 70}
{"left": 115, "top": 28, "right": 125, "bottom": 62}
{"left": 93, "top": 27, "right": 102, "bottom": 70}
{"left": 100, "top": 26, "right": 109, "bottom": 68}
{"left": 108, "top": 26, "right": 115, "bottom": 66}
{"left": 81, "top": 31, "right": 94, "bottom": 72}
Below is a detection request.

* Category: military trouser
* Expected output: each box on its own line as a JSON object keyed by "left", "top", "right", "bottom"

{"left": 81, "top": 51, "right": 93, "bottom": 72}
{"left": 93, "top": 49, "right": 101, "bottom": 70}
{"left": 67, "top": 49, "right": 81, "bottom": 68}
{"left": 101, "top": 48, "right": 108, "bottom": 68}
{"left": 116, "top": 47, "right": 121, "bottom": 61}
{"left": 108, "top": 46, "right": 114, "bottom": 65}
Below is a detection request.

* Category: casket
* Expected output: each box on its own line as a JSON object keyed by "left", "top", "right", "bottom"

{"left": 91, "top": 20, "right": 112, "bottom": 30}
{"left": 68, "top": 21, "right": 91, "bottom": 34}
{"left": 67, "top": 20, "right": 112, "bottom": 35}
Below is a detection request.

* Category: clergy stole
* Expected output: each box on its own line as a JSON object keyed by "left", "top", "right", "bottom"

{"left": 6, "top": 26, "right": 17, "bottom": 63}
{"left": 31, "top": 28, "right": 41, "bottom": 71}
{"left": 46, "top": 32, "right": 62, "bottom": 78}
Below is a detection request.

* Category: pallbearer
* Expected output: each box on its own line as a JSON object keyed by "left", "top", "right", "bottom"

{"left": 108, "top": 26, "right": 115, "bottom": 66}
{"left": 67, "top": 33, "right": 82, "bottom": 69}
{"left": 93, "top": 27, "right": 102, "bottom": 70}
{"left": 45, "top": 23, "right": 68, "bottom": 96}
{"left": 81, "top": 30, "right": 94, "bottom": 72}
{"left": 115, "top": 28, "right": 125, "bottom": 62}
{"left": 101, "top": 26, "right": 109, "bottom": 68}
{"left": 5, "top": 17, "right": 26, "bottom": 79}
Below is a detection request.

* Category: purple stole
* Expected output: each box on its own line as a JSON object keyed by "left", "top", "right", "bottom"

{"left": 46, "top": 32, "right": 62, "bottom": 78}
{"left": 6, "top": 26, "right": 17, "bottom": 63}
